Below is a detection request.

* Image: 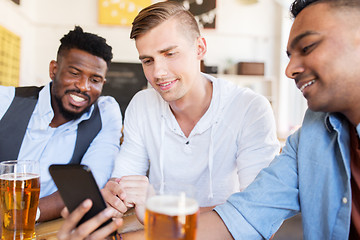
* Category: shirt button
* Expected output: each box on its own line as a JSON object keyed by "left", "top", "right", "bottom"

{"left": 183, "top": 145, "right": 192, "bottom": 154}
{"left": 342, "top": 197, "right": 348, "bottom": 204}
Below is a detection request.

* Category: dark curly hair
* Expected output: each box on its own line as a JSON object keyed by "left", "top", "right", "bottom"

{"left": 57, "top": 26, "right": 113, "bottom": 67}
{"left": 290, "top": 0, "right": 360, "bottom": 18}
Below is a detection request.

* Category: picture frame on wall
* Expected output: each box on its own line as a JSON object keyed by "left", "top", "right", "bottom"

{"left": 101, "top": 62, "right": 148, "bottom": 118}
{"left": 98, "top": 0, "right": 217, "bottom": 28}
{"left": 172, "top": 0, "right": 217, "bottom": 29}
{"left": 0, "top": 25, "right": 21, "bottom": 86}
{"left": 98, "top": 0, "right": 151, "bottom": 26}
{"left": 11, "top": 0, "right": 20, "bottom": 5}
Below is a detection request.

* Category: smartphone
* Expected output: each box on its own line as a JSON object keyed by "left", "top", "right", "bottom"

{"left": 49, "top": 164, "right": 114, "bottom": 232}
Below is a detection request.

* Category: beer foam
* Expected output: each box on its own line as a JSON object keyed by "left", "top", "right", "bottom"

{"left": 0, "top": 173, "right": 39, "bottom": 181}
{"left": 146, "top": 195, "right": 199, "bottom": 216}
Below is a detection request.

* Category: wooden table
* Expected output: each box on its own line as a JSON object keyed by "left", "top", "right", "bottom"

{"left": 35, "top": 209, "right": 144, "bottom": 239}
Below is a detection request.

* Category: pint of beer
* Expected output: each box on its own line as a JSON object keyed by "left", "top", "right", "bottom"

{"left": 144, "top": 183, "right": 199, "bottom": 240}
{"left": 0, "top": 160, "right": 40, "bottom": 240}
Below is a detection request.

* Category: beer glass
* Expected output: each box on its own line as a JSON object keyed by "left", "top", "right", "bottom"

{"left": 0, "top": 160, "right": 40, "bottom": 240}
{"left": 144, "top": 182, "right": 199, "bottom": 240}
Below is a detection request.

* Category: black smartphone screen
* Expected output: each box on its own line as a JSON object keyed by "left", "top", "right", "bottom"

{"left": 49, "top": 164, "right": 113, "bottom": 230}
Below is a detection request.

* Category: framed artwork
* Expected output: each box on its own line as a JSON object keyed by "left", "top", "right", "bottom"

{"left": 0, "top": 25, "right": 20, "bottom": 86}
{"left": 11, "top": 0, "right": 20, "bottom": 5}
{"left": 98, "top": 0, "right": 152, "bottom": 26}
{"left": 172, "top": 0, "right": 217, "bottom": 29}
{"left": 102, "top": 62, "right": 147, "bottom": 118}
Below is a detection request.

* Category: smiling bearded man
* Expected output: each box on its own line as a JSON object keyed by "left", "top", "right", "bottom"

{"left": 0, "top": 26, "right": 122, "bottom": 222}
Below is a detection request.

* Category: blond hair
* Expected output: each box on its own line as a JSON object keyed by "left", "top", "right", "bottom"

{"left": 130, "top": 1, "right": 200, "bottom": 41}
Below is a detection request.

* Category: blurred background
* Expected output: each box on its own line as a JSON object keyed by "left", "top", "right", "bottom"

{"left": 0, "top": 0, "right": 307, "bottom": 140}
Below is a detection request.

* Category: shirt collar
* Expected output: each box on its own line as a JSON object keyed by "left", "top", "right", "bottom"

{"left": 37, "top": 83, "right": 54, "bottom": 125}
{"left": 325, "top": 112, "right": 348, "bottom": 133}
{"left": 162, "top": 73, "right": 217, "bottom": 136}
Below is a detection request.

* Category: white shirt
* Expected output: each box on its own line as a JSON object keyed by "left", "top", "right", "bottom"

{"left": 0, "top": 83, "right": 122, "bottom": 198}
{"left": 112, "top": 73, "right": 279, "bottom": 206}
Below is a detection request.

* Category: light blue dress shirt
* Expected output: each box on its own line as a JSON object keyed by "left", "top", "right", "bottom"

{"left": 215, "top": 109, "right": 358, "bottom": 239}
{"left": 0, "top": 83, "right": 122, "bottom": 198}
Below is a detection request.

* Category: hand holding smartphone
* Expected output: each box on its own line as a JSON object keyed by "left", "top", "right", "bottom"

{"left": 49, "top": 164, "right": 114, "bottom": 231}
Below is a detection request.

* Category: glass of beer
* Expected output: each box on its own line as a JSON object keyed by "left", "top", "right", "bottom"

{"left": 0, "top": 160, "right": 40, "bottom": 240}
{"left": 144, "top": 182, "right": 199, "bottom": 240}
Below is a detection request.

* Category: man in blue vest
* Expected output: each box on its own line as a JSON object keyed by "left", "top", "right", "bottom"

{"left": 0, "top": 26, "right": 122, "bottom": 222}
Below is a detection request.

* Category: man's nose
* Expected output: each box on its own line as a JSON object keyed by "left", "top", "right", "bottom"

{"left": 75, "top": 77, "right": 90, "bottom": 91}
{"left": 153, "top": 59, "right": 168, "bottom": 79}
{"left": 285, "top": 56, "right": 304, "bottom": 79}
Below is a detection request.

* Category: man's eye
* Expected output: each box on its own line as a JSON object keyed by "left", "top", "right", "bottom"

{"left": 167, "top": 52, "right": 176, "bottom": 56}
{"left": 302, "top": 43, "right": 316, "bottom": 54}
{"left": 142, "top": 59, "right": 152, "bottom": 65}
{"left": 90, "top": 78, "right": 101, "bottom": 83}
{"left": 70, "top": 72, "right": 79, "bottom": 76}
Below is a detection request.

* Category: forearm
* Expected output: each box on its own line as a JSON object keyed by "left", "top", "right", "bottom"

{"left": 199, "top": 205, "right": 216, "bottom": 213}
{"left": 38, "top": 191, "right": 65, "bottom": 222}
{"left": 197, "top": 210, "right": 233, "bottom": 240}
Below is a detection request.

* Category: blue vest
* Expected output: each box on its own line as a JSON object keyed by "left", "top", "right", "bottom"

{"left": 0, "top": 86, "right": 102, "bottom": 163}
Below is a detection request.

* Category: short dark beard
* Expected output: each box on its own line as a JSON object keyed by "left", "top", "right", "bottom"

{"left": 53, "top": 90, "right": 92, "bottom": 121}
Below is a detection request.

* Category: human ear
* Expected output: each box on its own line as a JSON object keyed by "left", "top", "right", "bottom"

{"left": 49, "top": 60, "right": 57, "bottom": 81}
{"left": 196, "top": 36, "right": 207, "bottom": 59}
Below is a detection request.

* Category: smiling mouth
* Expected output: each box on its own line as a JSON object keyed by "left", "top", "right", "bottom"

{"left": 157, "top": 79, "right": 178, "bottom": 91}
{"left": 300, "top": 80, "right": 316, "bottom": 92}
{"left": 159, "top": 81, "right": 176, "bottom": 87}
{"left": 70, "top": 94, "right": 87, "bottom": 103}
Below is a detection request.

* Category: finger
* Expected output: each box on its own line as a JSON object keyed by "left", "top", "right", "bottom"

{"left": 103, "top": 180, "right": 129, "bottom": 201}
{"left": 122, "top": 190, "right": 146, "bottom": 205}
{"left": 102, "top": 187, "right": 128, "bottom": 214}
{"left": 103, "top": 181, "right": 123, "bottom": 196}
{"left": 117, "top": 176, "right": 148, "bottom": 201}
{"left": 134, "top": 204, "right": 146, "bottom": 225}
{"left": 111, "top": 177, "right": 121, "bottom": 183}
{"left": 124, "top": 191, "right": 146, "bottom": 211}
{"left": 123, "top": 201, "right": 135, "bottom": 209}
{"left": 57, "top": 199, "right": 93, "bottom": 240}
{"left": 89, "top": 218, "right": 123, "bottom": 240}
{"left": 60, "top": 207, "right": 70, "bottom": 218}
{"left": 111, "top": 210, "right": 125, "bottom": 219}
{"left": 70, "top": 207, "right": 119, "bottom": 239}
{"left": 120, "top": 185, "right": 148, "bottom": 206}
{"left": 126, "top": 203, "right": 135, "bottom": 208}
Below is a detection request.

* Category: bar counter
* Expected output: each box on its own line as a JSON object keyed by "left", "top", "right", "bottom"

{"left": 35, "top": 209, "right": 143, "bottom": 239}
